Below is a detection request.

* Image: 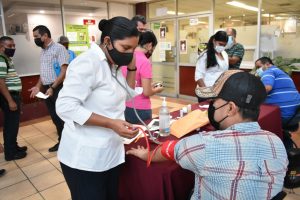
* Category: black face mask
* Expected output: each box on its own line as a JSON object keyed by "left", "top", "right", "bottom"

{"left": 4, "top": 48, "right": 15, "bottom": 57}
{"left": 34, "top": 38, "right": 44, "bottom": 48}
{"left": 107, "top": 42, "right": 133, "bottom": 66}
{"left": 208, "top": 101, "right": 229, "bottom": 130}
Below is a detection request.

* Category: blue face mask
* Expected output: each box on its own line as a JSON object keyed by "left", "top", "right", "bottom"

{"left": 256, "top": 67, "right": 264, "bottom": 77}
{"left": 225, "top": 36, "right": 234, "bottom": 49}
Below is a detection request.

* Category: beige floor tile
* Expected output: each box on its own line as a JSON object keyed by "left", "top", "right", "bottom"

{"left": 19, "top": 125, "right": 43, "bottom": 139}
{"left": 22, "top": 193, "right": 44, "bottom": 200}
{"left": 15, "top": 151, "right": 45, "bottom": 168}
{"left": 40, "top": 182, "right": 71, "bottom": 200}
{"left": 0, "top": 180, "right": 37, "bottom": 200}
{"left": 25, "top": 135, "right": 54, "bottom": 145}
{"left": 0, "top": 160, "right": 18, "bottom": 171}
{"left": 22, "top": 160, "right": 56, "bottom": 178}
{"left": 48, "top": 156, "right": 61, "bottom": 172}
{"left": 33, "top": 121, "right": 56, "bottom": 134}
{"left": 30, "top": 169, "right": 65, "bottom": 192}
{"left": 0, "top": 168, "right": 27, "bottom": 189}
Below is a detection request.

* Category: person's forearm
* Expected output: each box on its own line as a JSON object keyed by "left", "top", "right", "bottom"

{"left": 52, "top": 64, "right": 67, "bottom": 88}
{"left": 0, "top": 79, "right": 14, "bottom": 103}
{"left": 196, "top": 79, "right": 205, "bottom": 87}
{"left": 126, "top": 71, "right": 136, "bottom": 89}
{"left": 35, "top": 78, "right": 42, "bottom": 89}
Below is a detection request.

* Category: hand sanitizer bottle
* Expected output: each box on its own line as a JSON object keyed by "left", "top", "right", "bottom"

{"left": 159, "top": 97, "right": 170, "bottom": 137}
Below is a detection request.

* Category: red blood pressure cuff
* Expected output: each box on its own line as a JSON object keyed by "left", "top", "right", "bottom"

{"left": 161, "top": 140, "right": 179, "bottom": 161}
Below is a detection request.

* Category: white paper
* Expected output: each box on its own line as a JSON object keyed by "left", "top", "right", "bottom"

{"left": 122, "top": 125, "right": 148, "bottom": 145}
{"left": 35, "top": 92, "right": 49, "bottom": 99}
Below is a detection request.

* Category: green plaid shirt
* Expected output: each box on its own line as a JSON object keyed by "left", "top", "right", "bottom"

{"left": 226, "top": 43, "right": 244, "bottom": 69}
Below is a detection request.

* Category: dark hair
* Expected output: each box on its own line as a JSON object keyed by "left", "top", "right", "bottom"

{"left": 98, "top": 16, "right": 139, "bottom": 44}
{"left": 229, "top": 28, "right": 237, "bottom": 37}
{"left": 138, "top": 31, "right": 157, "bottom": 47}
{"left": 206, "top": 31, "right": 228, "bottom": 68}
{"left": 239, "top": 107, "right": 260, "bottom": 121}
{"left": 255, "top": 56, "right": 274, "bottom": 65}
{"left": 131, "top": 15, "right": 146, "bottom": 26}
{"left": 0, "top": 36, "right": 13, "bottom": 45}
{"left": 32, "top": 25, "right": 51, "bottom": 38}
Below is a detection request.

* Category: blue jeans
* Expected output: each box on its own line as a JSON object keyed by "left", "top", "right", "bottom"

{"left": 125, "top": 107, "right": 152, "bottom": 124}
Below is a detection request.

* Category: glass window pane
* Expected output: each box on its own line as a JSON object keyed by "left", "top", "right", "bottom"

{"left": 148, "top": 0, "right": 176, "bottom": 19}
{"left": 260, "top": 0, "right": 300, "bottom": 59}
{"left": 178, "top": 0, "right": 211, "bottom": 15}
{"left": 179, "top": 16, "right": 210, "bottom": 64}
{"left": 215, "top": 0, "right": 258, "bottom": 69}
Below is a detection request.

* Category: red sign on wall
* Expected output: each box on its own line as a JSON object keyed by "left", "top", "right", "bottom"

{"left": 83, "top": 19, "right": 96, "bottom": 25}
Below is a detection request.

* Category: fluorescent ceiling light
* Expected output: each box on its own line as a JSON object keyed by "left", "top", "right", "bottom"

{"left": 231, "top": 19, "right": 241, "bottom": 22}
{"left": 39, "top": 10, "right": 45, "bottom": 14}
{"left": 167, "top": 11, "right": 184, "bottom": 15}
{"left": 226, "top": 1, "right": 263, "bottom": 12}
{"left": 262, "top": 14, "right": 275, "bottom": 17}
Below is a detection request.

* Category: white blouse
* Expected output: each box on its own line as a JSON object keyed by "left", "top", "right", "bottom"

{"left": 56, "top": 43, "right": 134, "bottom": 172}
{"left": 194, "top": 50, "right": 229, "bottom": 87}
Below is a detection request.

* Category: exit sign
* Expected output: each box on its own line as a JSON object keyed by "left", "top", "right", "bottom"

{"left": 83, "top": 19, "right": 95, "bottom": 25}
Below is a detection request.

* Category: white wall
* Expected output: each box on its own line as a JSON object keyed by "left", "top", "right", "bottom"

{"left": 108, "top": 2, "right": 135, "bottom": 19}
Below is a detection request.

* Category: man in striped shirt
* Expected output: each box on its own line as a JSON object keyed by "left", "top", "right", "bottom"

{"left": 29, "top": 25, "right": 69, "bottom": 152}
{"left": 255, "top": 57, "right": 300, "bottom": 125}
{"left": 127, "top": 71, "right": 288, "bottom": 199}
{"left": 0, "top": 36, "right": 27, "bottom": 161}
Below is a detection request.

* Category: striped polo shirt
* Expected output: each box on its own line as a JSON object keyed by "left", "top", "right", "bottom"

{"left": 225, "top": 43, "right": 244, "bottom": 69}
{"left": 0, "top": 54, "right": 22, "bottom": 92}
{"left": 40, "top": 41, "right": 69, "bottom": 85}
{"left": 261, "top": 66, "right": 300, "bottom": 120}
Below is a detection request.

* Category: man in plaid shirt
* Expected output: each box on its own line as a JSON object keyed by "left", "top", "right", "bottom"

{"left": 29, "top": 25, "right": 69, "bottom": 152}
{"left": 127, "top": 70, "right": 288, "bottom": 200}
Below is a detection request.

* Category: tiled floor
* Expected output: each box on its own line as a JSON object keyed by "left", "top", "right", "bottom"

{"left": 0, "top": 96, "right": 299, "bottom": 200}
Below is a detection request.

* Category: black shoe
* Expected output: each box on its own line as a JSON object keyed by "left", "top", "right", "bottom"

{"left": 16, "top": 145, "right": 27, "bottom": 152}
{"left": 48, "top": 143, "right": 59, "bottom": 152}
{"left": 5, "top": 151, "right": 27, "bottom": 161}
{"left": 0, "top": 169, "right": 6, "bottom": 177}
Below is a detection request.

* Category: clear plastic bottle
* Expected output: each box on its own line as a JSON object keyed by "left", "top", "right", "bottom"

{"left": 159, "top": 97, "right": 170, "bottom": 137}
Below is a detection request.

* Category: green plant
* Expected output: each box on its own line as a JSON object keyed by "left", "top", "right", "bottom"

{"left": 273, "top": 56, "right": 300, "bottom": 75}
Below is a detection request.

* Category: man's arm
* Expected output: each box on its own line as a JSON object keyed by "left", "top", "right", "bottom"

{"left": 0, "top": 78, "right": 17, "bottom": 111}
{"left": 228, "top": 56, "right": 241, "bottom": 65}
{"left": 265, "top": 85, "right": 272, "bottom": 93}
{"left": 29, "top": 78, "right": 42, "bottom": 98}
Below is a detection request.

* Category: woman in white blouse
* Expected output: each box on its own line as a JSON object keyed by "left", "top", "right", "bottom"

{"left": 56, "top": 17, "right": 139, "bottom": 200}
{"left": 195, "top": 31, "right": 229, "bottom": 102}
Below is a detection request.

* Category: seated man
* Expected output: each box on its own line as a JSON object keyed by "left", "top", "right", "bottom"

{"left": 127, "top": 70, "right": 288, "bottom": 199}
{"left": 255, "top": 57, "right": 300, "bottom": 125}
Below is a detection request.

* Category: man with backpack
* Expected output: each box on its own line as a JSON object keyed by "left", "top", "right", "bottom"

{"left": 0, "top": 36, "right": 27, "bottom": 161}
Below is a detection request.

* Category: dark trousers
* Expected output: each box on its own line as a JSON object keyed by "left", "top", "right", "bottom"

{"left": 125, "top": 107, "right": 152, "bottom": 124}
{"left": 0, "top": 91, "right": 21, "bottom": 158}
{"left": 60, "top": 162, "right": 121, "bottom": 200}
{"left": 42, "top": 84, "right": 64, "bottom": 142}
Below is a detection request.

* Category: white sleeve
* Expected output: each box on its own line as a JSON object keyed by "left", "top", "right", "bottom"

{"left": 56, "top": 56, "right": 97, "bottom": 129}
{"left": 194, "top": 53, "right": 207, "bottom": 82}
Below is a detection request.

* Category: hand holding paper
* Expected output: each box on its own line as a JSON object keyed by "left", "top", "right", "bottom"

{"left": 35, "top": 92, "right": 49, "bottom": 99}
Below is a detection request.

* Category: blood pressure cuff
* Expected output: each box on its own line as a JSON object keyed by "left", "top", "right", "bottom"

{"left": 161, "top": 140, "right": 179, "bottom": 161}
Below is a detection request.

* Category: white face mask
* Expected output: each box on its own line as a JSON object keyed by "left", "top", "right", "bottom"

{"left": 215, "top": 45, "right": 225, "bottom": 53}
{"left": 225, "top": 36, "right": 234, "bottom": 49}
{"left": 256, "top": 67, "right": 264, "bottom": 77}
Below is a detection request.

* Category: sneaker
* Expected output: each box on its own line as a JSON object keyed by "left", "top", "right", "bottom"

{"left": 5, "top": 151, "right": 27, "bottom": 161}
{"left": 16, "top": 145, "right": 27, "bottom": 152}
{"left": 0, "top": 169, "right": 6, "bottom": 177}
{"left": 48, "top": 143, "right": 59, "bottom": 152}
